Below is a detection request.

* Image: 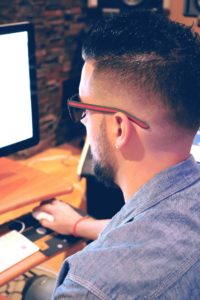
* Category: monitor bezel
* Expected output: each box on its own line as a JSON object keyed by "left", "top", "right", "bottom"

{"left": 0, "top": 21, "right": 39, "bottom": 157}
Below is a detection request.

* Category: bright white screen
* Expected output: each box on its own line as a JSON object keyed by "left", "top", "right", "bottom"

{"left": 0, "top": 31, "right": 33, "bottom": 148}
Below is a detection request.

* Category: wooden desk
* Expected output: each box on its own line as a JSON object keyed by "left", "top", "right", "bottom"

{"left": 0, "top": 157, "right": 72, "bottom": 215}
{"left": 0, "top": 143, "right": 86, "bottom": 286}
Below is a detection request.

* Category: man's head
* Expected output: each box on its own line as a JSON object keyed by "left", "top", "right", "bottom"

{"left": 82, "top": 10, "right": 200, "bottom": 131}
{"left": 76, "top": 10, "right": 200, "bottom": 193}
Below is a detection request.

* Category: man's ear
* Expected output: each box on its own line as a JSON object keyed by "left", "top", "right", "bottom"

{"left": 113, "top": 113, "right": 132, "bottom": 149}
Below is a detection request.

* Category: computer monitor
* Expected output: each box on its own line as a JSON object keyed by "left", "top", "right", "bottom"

{"left": 0, "top": 22, "right": 39, "bottom": 157}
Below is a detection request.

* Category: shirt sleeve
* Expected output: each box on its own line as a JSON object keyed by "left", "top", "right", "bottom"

{"left": 52, "top": 277, "right": 101, "bottom": 300}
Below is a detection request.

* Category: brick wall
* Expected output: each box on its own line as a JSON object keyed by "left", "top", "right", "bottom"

{"left": 0, "top": 0, "right": 87, "bottom": 157}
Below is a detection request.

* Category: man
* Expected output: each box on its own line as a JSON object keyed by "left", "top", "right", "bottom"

{"left": 52, "top": 10, "right": 200, "bottom": 299}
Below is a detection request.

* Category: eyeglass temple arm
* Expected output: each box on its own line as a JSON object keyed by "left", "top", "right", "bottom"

{"left": 68, "top": 100, "right": 150, "bottom": 129}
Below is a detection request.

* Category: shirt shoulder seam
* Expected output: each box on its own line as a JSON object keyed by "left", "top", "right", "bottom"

{"left": 148, "top": 250, "right": 200, "bottom": 299}
{"left": 68, "top": 273, "right": 111, "bottom": 300}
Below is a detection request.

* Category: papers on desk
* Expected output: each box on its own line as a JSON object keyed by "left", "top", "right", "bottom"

{"left": 0, "top": 230, "right": 39, "bottom": 273}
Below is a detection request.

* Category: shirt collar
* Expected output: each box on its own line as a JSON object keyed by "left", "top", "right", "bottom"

{"left": 119, "top": 155, "right": 200, "bottom": 221}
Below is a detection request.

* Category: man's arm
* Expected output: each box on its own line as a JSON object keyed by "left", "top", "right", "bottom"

{"left": 33, "top": 199, "right": 110, "bottom": 240}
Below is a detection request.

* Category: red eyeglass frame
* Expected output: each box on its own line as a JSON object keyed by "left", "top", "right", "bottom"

{"left": 67, "top": 95, "right": 150, "bottom": 129}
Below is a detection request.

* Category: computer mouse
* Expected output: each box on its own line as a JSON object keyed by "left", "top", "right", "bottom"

{"left": 32, "top": 210, "right": 54, "bottom": 222}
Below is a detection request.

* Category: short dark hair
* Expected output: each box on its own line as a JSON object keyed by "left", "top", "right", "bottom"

{"left": 82, "top": 10, "right": 200, "bottom": 131}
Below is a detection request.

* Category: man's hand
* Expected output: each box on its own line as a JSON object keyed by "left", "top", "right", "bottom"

{"left": 33, "top": 199, "right": 83, "bottom": 235}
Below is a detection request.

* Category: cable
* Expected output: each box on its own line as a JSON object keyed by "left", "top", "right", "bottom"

{"left": 9, "top": 220, "right": 26, "bottom": 233}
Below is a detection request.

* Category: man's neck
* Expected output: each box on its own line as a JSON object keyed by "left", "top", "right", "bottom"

{"left": 118, "top": 152, "right": 191, "bottom": 202}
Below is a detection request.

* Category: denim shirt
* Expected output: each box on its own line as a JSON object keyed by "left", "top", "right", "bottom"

{"left": 53, "top": 156, "right": 200, "bottom": 300}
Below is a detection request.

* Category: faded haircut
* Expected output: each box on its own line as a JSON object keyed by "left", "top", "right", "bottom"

{"left": 82, "top": 10, "right": 200, "bottom": 131}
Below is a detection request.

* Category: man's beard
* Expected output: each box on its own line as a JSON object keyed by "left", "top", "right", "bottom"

{"left": 93, "top": 161, "right": 118, "bottom": 189}
{"left": 91, "top": 119, "right": 118, "bottom": 189}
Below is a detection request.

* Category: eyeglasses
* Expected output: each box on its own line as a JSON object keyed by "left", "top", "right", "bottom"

{"left": 67, "top": 94, "right": 150, "bottom": 129}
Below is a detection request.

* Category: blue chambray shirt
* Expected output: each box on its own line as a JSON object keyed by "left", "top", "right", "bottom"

{"left": 53, "top": 156, "right": 200, "bottom": 300}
